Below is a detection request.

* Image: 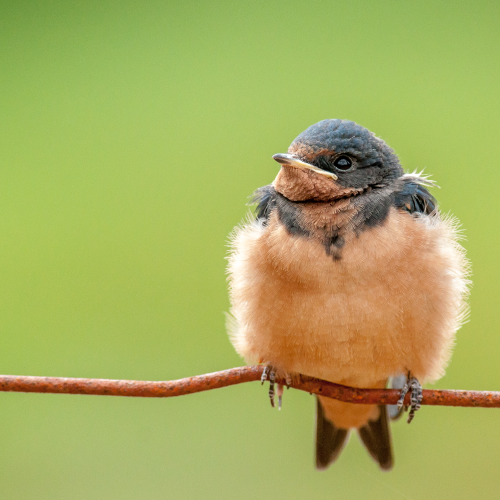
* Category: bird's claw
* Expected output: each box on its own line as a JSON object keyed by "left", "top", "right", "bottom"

{"left": 268, "top": 369, "right": 276, "bottom": 408}
{"left": 261, "top": 366, "right": 290, "bottom": 409}
{"left": 261, "top": 366, "right": 277, "bottom": 407}
{"left": 261, "top": 366, "right": 269, "bottom": 385}
{"left": 397, "top": 374, "right": 423, "bottom": 423}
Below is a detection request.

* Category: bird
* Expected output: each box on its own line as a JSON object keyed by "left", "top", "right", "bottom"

{"left": 226, "top": 119, "right": 469, "bottom": 471}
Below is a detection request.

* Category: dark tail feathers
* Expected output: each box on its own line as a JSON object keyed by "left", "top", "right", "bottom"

{"left": 315, "top": 397, "right": 349, "bottom": 469}
{"left": 315, "top": 398, "right": 393, "bottom": 471}
{"left": 357, "top": 404, "right": 394, "bottom": 470}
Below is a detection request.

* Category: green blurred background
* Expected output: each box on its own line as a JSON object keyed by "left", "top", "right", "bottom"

{"left": 0, "top": 1, "right": 499, "bottom": 498}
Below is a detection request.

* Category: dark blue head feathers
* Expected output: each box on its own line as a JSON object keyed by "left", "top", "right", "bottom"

{"left": 289, "top": 119, "right": 403, "bottom": 189}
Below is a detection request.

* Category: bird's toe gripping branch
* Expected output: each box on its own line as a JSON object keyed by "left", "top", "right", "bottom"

{"left": 397, "top": 374, "right": 423, "bottom": 423}
{"left": 261, "top": 366, "right": 292, "bottom": 410}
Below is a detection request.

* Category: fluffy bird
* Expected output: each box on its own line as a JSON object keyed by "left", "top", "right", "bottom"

{"left": 226, "top": 119, "right": 469, "bottom": 470}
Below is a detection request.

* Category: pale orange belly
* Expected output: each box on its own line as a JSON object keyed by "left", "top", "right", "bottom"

{"left": 227, "top": 208, "right": 468, "bottom": 388}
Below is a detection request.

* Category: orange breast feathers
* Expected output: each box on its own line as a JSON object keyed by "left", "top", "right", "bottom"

{"left": 226, "top": 207, "right": 469, "bottom": 426}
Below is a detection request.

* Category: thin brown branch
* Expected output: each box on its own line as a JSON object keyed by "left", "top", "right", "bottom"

{"left": 0, "top": 366, "right": 498, "bottom": 407}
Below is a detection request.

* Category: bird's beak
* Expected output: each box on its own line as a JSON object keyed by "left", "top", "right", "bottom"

{"left": 272, "top": 154, "right": 338, "bottom": 180}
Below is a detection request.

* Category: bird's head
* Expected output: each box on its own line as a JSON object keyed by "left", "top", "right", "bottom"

{"left": 272, "top": 119, "right": 403, "bottom": 202}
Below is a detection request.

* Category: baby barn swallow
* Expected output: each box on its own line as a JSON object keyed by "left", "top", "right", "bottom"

{"left": 227, "top": 119, "right": 469, "bottom": 470}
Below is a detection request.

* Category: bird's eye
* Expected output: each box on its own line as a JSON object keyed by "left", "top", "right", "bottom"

{"left": 333, "top": 155, "right": 353, "bottom": 171}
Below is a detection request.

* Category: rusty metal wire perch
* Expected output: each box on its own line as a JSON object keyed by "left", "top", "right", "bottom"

{"left": 0, "top": 366, "right": 498, "bottom": 408}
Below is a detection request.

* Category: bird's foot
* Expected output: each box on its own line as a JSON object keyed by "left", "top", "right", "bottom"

{"left": 261, "top": 366, "right": 276, "bottom": 408}
{"left": 260, "top": 366, "right": 270, "bottom": 385}
{"left": 261, "top": 366, "right": 291, "bottom": 410}
{"left": 396, "top": 373, "right": 423, "bottom": 424}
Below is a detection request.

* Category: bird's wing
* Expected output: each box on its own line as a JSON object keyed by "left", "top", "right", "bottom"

{"left": 394, "top": 173, "right": 438, "bottom": 215}
{"left": 251, "top": 185, "right": 277, "bottom": 222}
